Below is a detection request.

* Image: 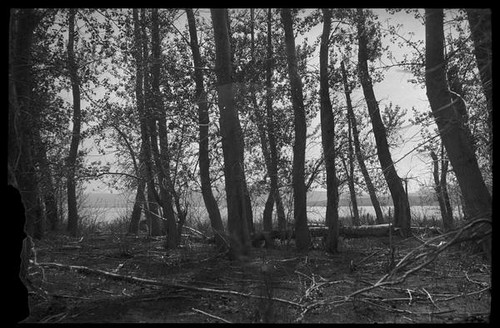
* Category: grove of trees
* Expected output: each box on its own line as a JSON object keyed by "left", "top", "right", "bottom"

{"left": 9, "top": 8, "right": 491, "bottom": 263}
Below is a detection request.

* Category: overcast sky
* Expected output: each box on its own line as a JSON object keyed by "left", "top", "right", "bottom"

{"left": 83, "top": 9, "right": 435, "bottom": 195}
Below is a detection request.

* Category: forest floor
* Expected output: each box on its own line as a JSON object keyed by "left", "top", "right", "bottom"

{"left": 22, "top": 229, "right": 491, "bottom": 323}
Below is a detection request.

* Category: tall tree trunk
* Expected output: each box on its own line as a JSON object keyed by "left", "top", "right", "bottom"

{"left": 356, "top": 9, "right": 411, "bottom": 236}
{"left": 222, "top": 10, "right": 254, "bottom": 234}
{"left": 247, "top": 8, "right": 278, "bottom": 233}
{"left": 132, "top": 9, "right": 161, "bottom": 236}
{"left": 9, "top": 9, "right": 42, "bottom": 241}
{"left": 341, "top": 61, "right": 384, "bottom": 224}
{"left": 281, "top": 8, "right": 311, "bottom": 251}
{"left": 425, "top": 9, "right": 491, "bottom": 261}
{"left": 346, "top": 108, "right": 360, "bottom": 226}
{"left": 186, "top": 8, "right": 226, "bottom": 248}
{"left": 265, "top": 8, "right": 287, "bottom": 231}
{"left": 211, "top": 8, "right": 251, "bottom": 258}
{"left": 248, "top": 9, "right": 272, "bottom": 232}
{"left": 466, "top": 9, "right": 492, "bottom": 160}
{"left": 151, "top": 8, "right": 178, "bottom": 247}
{"left": 319, "top": 9, "right": 339, "bottom": 252}
{"left": 141, "top": 9, "right": 165, "bottom": 237}
{"left": 66, "top": 8, "right": 82, "bottom": 237}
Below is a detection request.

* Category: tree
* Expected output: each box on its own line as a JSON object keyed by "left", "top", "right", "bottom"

{"left": 150, "top": 8, "right": 178, "bottom": 248}
{"left": 132, "top": 9, "right": 162, "bottom": 236}
{"left": 211, "top": 8, "right": 251, "bottom": 258}
{"left": 356, "top": 9, "right": 411, "bottom": 236}
{"left": 340, "top": 61, "right": 384, "bottom": 224}
{"left": 281, "top": 8, "right": 311, "bottom": 251}
{"left": 319, "top": 9, "right": 339, "bottom": 252}
{"left": 466, "top": 9, "right": 492, "bottom": 158}
{"left": 430, "top": 147, "right": 454, "bottom": 231}
{"left": 264, "top": 9, "right": 287, "bottom": 231}
{"left": 9, "top": 8, "right": 43, "bottom": 241}
{"left": 66, "top": 8, "right": 82, "bottom": 237}
{"left": 186, "top": 8, "right": 226, "bottom": 248}
{"left": 425, "top": 9, "right": 491, "bottom": 260}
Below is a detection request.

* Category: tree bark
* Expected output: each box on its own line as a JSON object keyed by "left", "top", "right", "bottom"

{"left": 151, "top": 8, "right": 178, "bottom": 247}
{"left": 425, "top": 9, "right": 491, "bottom": 261}
{"left": 211, "top": 8, "right": 251, "bottom": 258}
{"left": 340, "top": 61, "right": 384, "bottom": 224}
{"left": 356, "top": 9, "right": 411, "bottom": 236}
{"left": 186, "top": 8, "right": 226, "bottom": 248}
{"left": 430, "top": 150, "right": 453, "bottom": 231}
{"left": 346, "top": 111, "right": 360, "bottom": 226}
{"left": 466, "top": 9, "right": 492, "bottom": 158}
{"left": 440, "top": 152, "right": 453, "bottom": 227}
{"left": 319, "top": 9, "right": 340, "bottom": 253}
{"left": 132, "top": 9, "right": 162, "bottom": 236}
{"left": 265, "top": 8, "right": 287, "bottom": 231}
{"left": 248, "top": 8, "right": 273, "bottom": 232}
{"left": 281, "top": 8, "right": 311, "bottom": 251}
{"left": 66, "top": 8, "right": 82, "bottom": 237}
{"left": 9, "top": 9, "right": 42, "bottom": 240}
{"left": 128, "top": 177, "right": 146, "bottom": 235}
{"left": 34, "top": 129, "right": 59, "bottom": 232}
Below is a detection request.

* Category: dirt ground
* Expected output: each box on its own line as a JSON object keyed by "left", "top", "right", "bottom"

{"left": 21, "top": 230, "right": 491, "bottom": 323}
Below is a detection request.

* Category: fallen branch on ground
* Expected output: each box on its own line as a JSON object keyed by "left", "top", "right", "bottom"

{"left": 192, "top": 307, "right": 232, "bottom": 323}
{"left": 35, "top": 261, "right": 301, "bottom": 308}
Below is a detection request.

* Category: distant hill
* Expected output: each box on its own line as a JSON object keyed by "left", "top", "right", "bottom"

{"left": 84, "top": 190, "right": 438, "bottom": 208}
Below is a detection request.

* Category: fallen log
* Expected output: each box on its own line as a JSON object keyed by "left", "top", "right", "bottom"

{"left": 250, "top": 224, "right": 442, "bottom": 244}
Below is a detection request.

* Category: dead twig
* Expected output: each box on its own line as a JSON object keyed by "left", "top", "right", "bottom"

{"left": 183, "top": 225, "right": 210, "bottom": 239}
{"left": 434, "top": 287, "right": 490, "bottom": 302}
{"left": 192, "top": 307, "right": 232, "bottom": 323}
{"left": 422, "top": 287, "right": 439, "bottom": 310}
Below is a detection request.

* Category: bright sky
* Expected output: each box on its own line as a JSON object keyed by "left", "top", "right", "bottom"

{"left": 302, "top": 9, "right": 432, "bottom": 193}
{"left": 83, "top": 8, "right": 435, "bottom": 194}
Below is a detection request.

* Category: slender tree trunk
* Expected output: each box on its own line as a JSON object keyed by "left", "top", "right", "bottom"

{"left": 346, "top": 108, "right": 360, "bottom": 226}
{"left": 356, "top": 9, "right": 411, "bottom": 236}
{"left": 466, "top": 9, "right": 492, "bottom": 160}
{"left": 440, "top": 147, "right": 453, "bottom": 227}
{"left": 132, "top": 9, "right": 162, "bottom": 236}
{"left": 211, "top": 8, "right": 251, "bottom": 258}
{"left": 186, "top": 8, "right": 226, "bottom": 248}
{"left": 340, "top": 61, "right": 384, "bottom": 224}
{"left": 342, "top": 154, "right": 360, "bottom": 226}
{"left": 266, "top": 8, "right": 287, "bottom": 231}
{"left": 9, "top": 9, "right": 42, "bottom": 241}
{"left": 66, "top": 8, "right": 82, "bottom": 237}
{"left": 319, "top": 9, "right": 339, "bottom": 252}
{"left": 141, "top": 9, "right": 165, "bottom": 237}
{"left": 430, "top": 150, "right": 453, "bottom": 231}
{"left": 248, "top": 9, "right": 273, "bottom": 232}
{"left": 425, "top": 9, "right": 491, "bottom": 260}
{"left": 281, "top": 8, "right": 311, "bottom": 251}
{"left": 151, "top": 8, "right": 178, "bottom": 247}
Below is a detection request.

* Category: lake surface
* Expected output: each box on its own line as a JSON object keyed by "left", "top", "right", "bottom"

{"left": 83, "top": 204, "right": 460, "bottom": 225}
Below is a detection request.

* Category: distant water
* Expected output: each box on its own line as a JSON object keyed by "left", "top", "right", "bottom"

{"left": 84, "top": 204, "right": 459, "bottom": 224}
